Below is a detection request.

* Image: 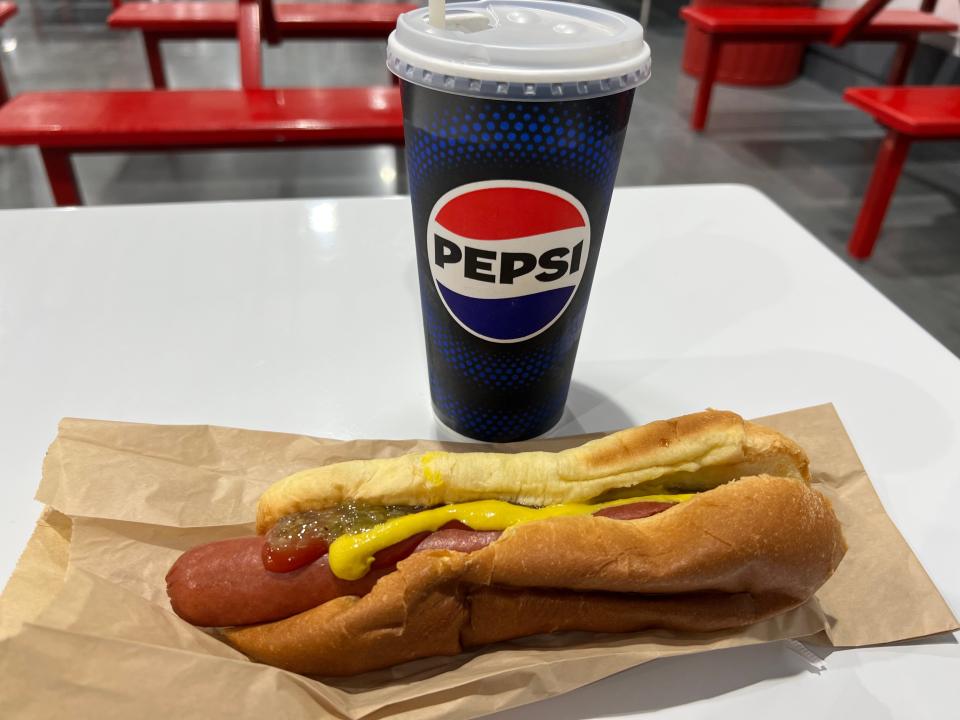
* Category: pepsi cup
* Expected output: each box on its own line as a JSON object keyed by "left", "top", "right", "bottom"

{"left": 388, "top": 1, "right": 651, "bottom": 441}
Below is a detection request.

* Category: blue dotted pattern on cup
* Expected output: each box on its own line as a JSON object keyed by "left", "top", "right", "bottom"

{"left": 407, "top": 101, "right": 620, "bottom": 193}
{"left": 430, "top": 375, "right": 568, "bottom": 441}
{"left": 421, "top": 284, "right": 584, "bottom": 441}
{"left": 421, "top": 284, "right": 586, "bottom": 392}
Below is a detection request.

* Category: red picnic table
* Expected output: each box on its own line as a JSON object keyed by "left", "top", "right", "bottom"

{"left": 679, "top": 1, "right": 956, "bottom": 131}
{"left": 0, "top": 0, "right": 403, "bottom": 205}
{"left": 108, "top": 0, "right": 416, "bottom": 88}
{"left": 844, "top": 86, "right": 960, "bottom": 259}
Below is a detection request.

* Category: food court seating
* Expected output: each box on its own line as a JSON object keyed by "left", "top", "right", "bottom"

{"left": 108, "top": 0, "right": 416, "bottom": 88}
{"left": 843, "top": 86, "right": 960, "bottom": 259}
{"left": 0, "top": 0, "right": 403, "bottom": 205}
{"left": 0, "top": 2, "right": 17, "bottom": 106}
{"left": 679, "top": 4, "right": 957, "bottom": 130}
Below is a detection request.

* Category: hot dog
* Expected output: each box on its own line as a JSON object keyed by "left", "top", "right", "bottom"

{"left": 167, "top": 501, "right": 672, "bottom": 627}
{"left": 166, "top": 410, "right": 847, "bottom": 676}
{"left": 167, "top": 538, "right": 391, "bottom": 627}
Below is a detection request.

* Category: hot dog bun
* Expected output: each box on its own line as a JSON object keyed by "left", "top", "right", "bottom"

{"left": 256, "top": 410, "right": 809, "bottom": 533}
{"left": 225, "top": 474, "right": 846, "bottom": 676}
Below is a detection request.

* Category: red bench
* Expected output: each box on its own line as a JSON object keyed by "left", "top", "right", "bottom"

{"left": 679, "top": 5, "right": 957, "bottom": 130}
{"left": 108, "top": 0, "right": 415, "bottom": 88}
{"left": 0, "top": 0, "right": 403, "bottom": 205}
{"left": 0, "top": 2, "right": 17, "bottom": 106}
{"left": 843, "top": 86, "right": 960, "bottom": 259}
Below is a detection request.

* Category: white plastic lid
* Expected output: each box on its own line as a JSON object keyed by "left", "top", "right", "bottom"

{"left": 387, "top": 0, "right": 651, "bottom": 100}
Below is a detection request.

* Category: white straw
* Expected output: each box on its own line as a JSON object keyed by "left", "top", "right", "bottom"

{"left": 429, "top": 0, "right": 446, "bottom": 29}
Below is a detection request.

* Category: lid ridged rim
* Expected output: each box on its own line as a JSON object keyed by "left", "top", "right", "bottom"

{"left": 387, "top": 49, "right": 651, "bottom": 100}
{"left": 386, "top": 1, "right": 651, "bottom": 100}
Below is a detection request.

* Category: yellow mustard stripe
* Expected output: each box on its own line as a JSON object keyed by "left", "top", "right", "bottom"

{"left": 328, "top": 494, "right": 695, "bottom": 580}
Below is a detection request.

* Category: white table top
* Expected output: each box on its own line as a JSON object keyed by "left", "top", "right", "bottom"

{"left": 0, "top": 184, "right": 957, "bottom": 718}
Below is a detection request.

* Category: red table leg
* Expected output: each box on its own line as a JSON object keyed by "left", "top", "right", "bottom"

{"left": 830, "top": 0, "right": 891, "bottom": 46}
{"left": 261, "top": 0, "right": 281, "bottom": 45}
{"left": 0, "top": 57, "right": 9, "bottom": 106}
{"left": 144, "top": 33, "right": 167, "bottom": 89}
{"left": 40, "top": 149, "right": 83, "bottom": 206}
{"left": 238, "top": 0, "right": 262, "bottom": 90}
{"left": 887, "top": 38, "right": 917, "bottom": 86}
{"left": 691, "top": 36, "right": 721, "bottom": 132}
{"left": 848, "top": 130, "right": 911, "bottom": 260}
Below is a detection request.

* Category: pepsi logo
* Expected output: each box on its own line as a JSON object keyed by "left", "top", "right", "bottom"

{"left": 427, "top": 181, "right": 591, "bottom": 343}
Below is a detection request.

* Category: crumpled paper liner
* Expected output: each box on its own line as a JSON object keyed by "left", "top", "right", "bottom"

{"left": 0, "top": 404, "right": 956, "bottom": 719}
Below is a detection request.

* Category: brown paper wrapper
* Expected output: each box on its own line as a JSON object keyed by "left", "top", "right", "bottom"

{"left": 1, "top": 404, "right": 956, "bottom": 718}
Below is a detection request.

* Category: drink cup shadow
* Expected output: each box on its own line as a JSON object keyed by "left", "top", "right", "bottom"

{"left": 547, "top": 380, "right": 637, "bottom": 438}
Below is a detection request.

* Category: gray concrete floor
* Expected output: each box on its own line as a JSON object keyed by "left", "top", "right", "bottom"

{"left": 1, "top": 2, "right": 958, "bottom": 357}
